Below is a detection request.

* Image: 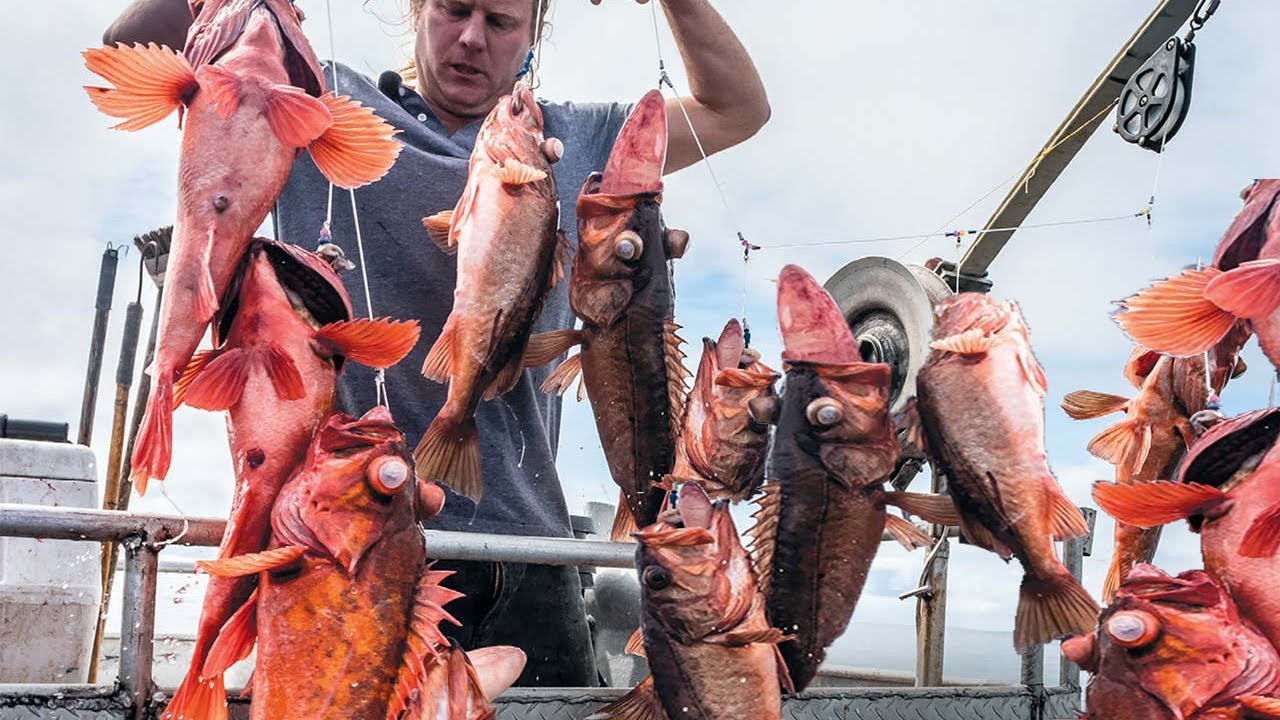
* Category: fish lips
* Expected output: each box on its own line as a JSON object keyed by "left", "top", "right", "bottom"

{"left": 317, "top": 406, "right": 404, "bottom": 454}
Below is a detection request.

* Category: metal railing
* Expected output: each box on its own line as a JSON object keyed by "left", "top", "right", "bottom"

{"left": 0, "top": 502, "right": 1088, "bottom": 720}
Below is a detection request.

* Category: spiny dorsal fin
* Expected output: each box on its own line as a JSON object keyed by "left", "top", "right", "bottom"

{"left": 388, "top": 566, "right": 465, "bottom": 720}
{"left": 746, "top": 482, "right": 782, "bottom": 597}
{"left": 664, "top": 318, "right": 691, "bottom": 437}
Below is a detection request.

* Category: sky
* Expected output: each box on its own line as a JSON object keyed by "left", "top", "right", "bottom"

{"left": 3, "top": 0, "right": 1280, "bottom": 684}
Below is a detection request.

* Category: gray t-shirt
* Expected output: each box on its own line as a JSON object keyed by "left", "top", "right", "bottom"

{"left": 276, "top": 63, "right": 632, "bottom": 538}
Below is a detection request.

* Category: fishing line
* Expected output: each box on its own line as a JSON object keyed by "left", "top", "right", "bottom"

{"left": 323, "top": 0, "right": 390, "bottom": 409}
{"left": 897, "top": 99, "right": 1119, "bottom": 262}
{"left": 152, "top": 483, "right": 191, "bottom": 548}
{"left": 759, "top": 210, "right": 1147, "bottom": 250}
{"left": 646, "top": 0, "right": 755, "bottom": 341}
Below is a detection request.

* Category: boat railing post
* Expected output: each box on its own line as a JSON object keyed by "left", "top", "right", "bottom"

{"left": 1060, "top": 507, "right": 1096, "bottom": 689}
{"left": 913, "top": 470, "right": 949, "bottom": 687}
{"left": 118, "top": 534, "right": 159, "bottom": 720}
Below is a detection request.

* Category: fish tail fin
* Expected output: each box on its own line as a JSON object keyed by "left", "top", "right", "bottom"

{"left": 414, "top": 414, "right": 483, "bottom": 502}
{"left": 1204, "top": 258, "right": 1280, "bottom": 319}
{"left": 82, "top": 43, "right": 196, "bottom": 131}
{"left": 522, "top": 329, "right": 585, "bottom": 368}
{"left": 307, "top": 93, "right": 403, "bottom": 189}
{"left": 881, "top": 490, "right": 962, "bottom": 526}
{"left": 1114, "top": 267, "right": 1236, "bottom": 356}
{"left": 1061, "top": 390, "right": 1130, "bottom": 420}
{"left": 1092, "top": 480, "right": 1228, "bottom": 527}
{"left": 316, "top": 318, "right": 421, "bottom": 368}
{"left": 586, "top": 676, "right": 662, "bottom": 720}
{"left": 160, "top": 668, "right": 227, "bottom": 720}
{"left": 883, "top": 514, "right": 931, "bottom": 550}
{"left": 1241, "top": 501, "right": 1280, "bottom": 558}
{"left": 610, "top": 494, "right": 640, "bottom": 542}
{"left": 129, "top": 374, "right": 174, "bottom": 495}
{"left": 201, "top": 591, "right": 258, "bottom": 679}
{"left": 1013, "top": 570, "right": 1099, "bottom": 653}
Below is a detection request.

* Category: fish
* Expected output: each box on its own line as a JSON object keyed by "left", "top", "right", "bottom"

{"left": 413, "top": 81, "right": 571, "bottom": 503}
{"left": 540, "top": 89, "right": 692, "bottom": 540}
{"left": 591, "top": 481, "right": 791, "bottom": 720}
{"left": 1061, "top": 333, "right": 1248, "bottom": 602}
{"left": 916, "top": 292, "right": 1097, "bottom": 652}
{"left": 82, "top": 0, "right": 403, "bottom": 493}
{"left": 1114, "top": 179, "right": 1280, "bottom": 369}
{"left": 1062, "top": 564, "right": 1280, "bottom": 720}
{"left": 160, "top": 240, "right": 419, "bottom": 720}
{"left": 747, "top": 265, "right": 958, "bottom": 689}
{"left": 197, "top": 408, "right": 526, "bottom": 719}
{"left": 665, "top": 319, "right": 778, "bottom": 502}
{"left": 1093, "top": 407, "right": 1280, "bottom": 651}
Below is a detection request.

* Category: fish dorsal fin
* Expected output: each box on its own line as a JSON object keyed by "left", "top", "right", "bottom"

{"left": 196, "top": 545, "right": 305, "bottom": 577}
{"left": 746, "top": 482, "right": 782, "bottom": 597}
{"left": 610, "top": 491, "right": 640, "bottom": 543}
{"left": 624, "top": 626, "right": 646, "bottom": 657}
{"left": 308, "top": 93, "right": 403, "bottom": 189}
{"left": 82, "top": 43, "right": 197, "bottom": 131}
{"left": 421, "top": 322, "right": 456, "bottom": 384}
{"left": 1061, "top": 390, "right": 1130, "bottom": 420}
{"left": 1046, "top": 485, "right": 1088, "bottom": 541}
{"left": 1115, "top": 266, "right": 1235, "bottom": 357}
{"left": 388, "top": 566, "right": 466, "bottom": 720}
{"left": 585, "top": 676, "right": 662, "bottom": 720}
{"left": 315, "top": 318, "right": 421, "bottom": 368}
{"left": 665, "top": 319, "right": 691, "bottom": 438}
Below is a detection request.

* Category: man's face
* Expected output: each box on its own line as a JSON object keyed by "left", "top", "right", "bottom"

{"left": 415, "top": 0, "right": 535, "bottom": 121}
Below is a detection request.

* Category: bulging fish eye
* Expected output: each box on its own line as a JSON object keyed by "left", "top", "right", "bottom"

{"left": 806, "top": 398, "right": 843, "bottom": 427}
{"left": 747, "top": 396, "right": 780, "bottom": 426}
{"left": 367, "top": 456, "right": 411, "bottom": 495}
{"left": 614, "top": 231, "right": 643, "bottom": 261}
{"left": 1106, "top": 610, "right": 1160, "bottom": 648}
{"left": 642, "top": 565, "right": 673, "bottom": 590}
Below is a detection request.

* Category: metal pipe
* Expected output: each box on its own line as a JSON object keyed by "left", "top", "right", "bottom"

{"left": 78, "top": 247, "right": 119, "bottom": 446}
{"left": 90, "top": 300, "right": 145, "bottom": 683}
{"left": 0, "top": 504, "right": 224, "bottom": 546}
{"left": 914, "top": 470, "right": 950, "bottom": 688}
{"left": 118, "top": 538, "right": 158, "bottom": 720}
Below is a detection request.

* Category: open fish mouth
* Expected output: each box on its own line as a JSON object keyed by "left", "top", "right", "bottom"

{"left": 1178, "top": 407, "right": 1280, "bottom": 489}
{"left": 599, "top": 88, "right": 666, "bottom": 196}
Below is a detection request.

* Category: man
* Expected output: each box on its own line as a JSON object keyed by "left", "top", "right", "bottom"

{"left": 104, "top": 0, "right": 768, "bottom": 687}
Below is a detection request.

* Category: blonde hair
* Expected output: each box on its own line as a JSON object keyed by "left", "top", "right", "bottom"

{"left": 397, "top": 0, "right": 552, "bottom": 84}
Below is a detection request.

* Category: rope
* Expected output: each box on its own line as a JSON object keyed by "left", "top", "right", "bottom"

{"left": 759, "top": 210, "right": 1146, "bottom": 250}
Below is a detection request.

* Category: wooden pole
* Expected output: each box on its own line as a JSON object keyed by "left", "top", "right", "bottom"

{"left": 914, "top": 470, "right": 949, "bottom": 687}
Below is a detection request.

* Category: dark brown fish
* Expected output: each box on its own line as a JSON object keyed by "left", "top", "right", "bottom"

{"left": 748, "top": 265, "right": 957, "bottom": 689}
{"left": 591, "top": 481, "right": 790, "bottom": 720}
{"left": 917, "top": 293, "right": 1097, "bottom": 652}
{"left": 541, "top": 90, "right": 690, "bottom": 540}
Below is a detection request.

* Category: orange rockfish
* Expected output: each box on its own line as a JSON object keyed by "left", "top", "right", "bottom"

{"left": 666, "top": 319, "right": 778, "bottom": 502}
{"left": 1062, "top": 331, "right": 1248, "bottom": 601}
{"left": 593, "top": 481, "right": 791, "bottom": 720}
{"left": 749, "top": 265, "right": 955, "bottom": 688}
{"left": 1115, "top": 179, "right": 1280, "bottom": 371}
{"left": 414, "top": 82, "right": 569, "bottom": 503}
{"left": 1063, "top": 565, "right": 1280, "bottom": 720}
{"left": 161, "top": 241, "right": 418, "bottom": 720}
{"left": 1094, "top": 407, "right": 1280, "bottom": 652}
{"left": 917, "top": 293, "right": 1097, "bottom": 652}
{"left": 83, "top": 0, "right": 402, "bottom": 493}
{"left": 198, "top": 408, "right": 525, "bottom": 719}
{"left": 541, "top": 90, "right": 692, "bottom": 540}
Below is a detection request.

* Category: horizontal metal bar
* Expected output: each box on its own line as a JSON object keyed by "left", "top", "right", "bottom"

{"left": 2, "top": 505, "right": 960, "bottom": 570}
{"left": 0, "top": 504, "right": 223, "bottom": 545}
